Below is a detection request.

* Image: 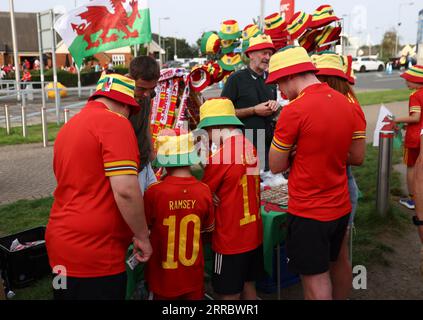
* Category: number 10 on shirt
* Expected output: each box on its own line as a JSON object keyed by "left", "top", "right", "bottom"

{"left": 162, "top": 214, "right": 201, "bottom": 269}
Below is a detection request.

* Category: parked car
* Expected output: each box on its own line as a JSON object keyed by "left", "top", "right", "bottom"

{"left": 352, "top": 56, "right": 385, "bottom": 72}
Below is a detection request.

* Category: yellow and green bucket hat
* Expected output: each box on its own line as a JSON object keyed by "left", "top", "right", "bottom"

{"left": 218, "top": 53, "right": 243, "bottom": 71}
{"left": 400, "top": 65, "right": 423, "bottom": 84}
{"left": 218, "top": 20, "right": 242, "bottom": 41}
{"left": 311, "top": 51, "right": 349, "bottom": 81}
{"left": 310, "top": 5, "right": 340, "bottom": 29}
{"left": 287, "top": 11, "right": 312, "bottom": 41}
{"left": 242, "top": 24, "right": 262, "bottom": 52}
{"left": 89, "top": 73, "right": 140, "bottom": 113}
{"left": 197, "top": 98, "right": 244, "bottom": 129}
{"left": 200, "top": 32, "right": 221, "bottom": 55}
{"left": 153, "top": 128, "right": 201, "bottom": 167}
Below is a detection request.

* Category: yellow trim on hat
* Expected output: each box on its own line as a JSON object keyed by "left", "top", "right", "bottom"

{"left": 155, "top": 132, "right": 196, "bottom": 156}
{"left": 265, "top": 14, "right": 285, "bottom": 30}
{"left": 269, "top": 47, "right": 313, "bottom": 73}
{"left": 311, "top": 53, "right": 344, "bottom": 73}
{"left": 248, "top": 34, "right": 274, "bottom": 48}
{"left": 288, "top": 12, "right": 309, "bottom": 34}
{"left": 220, "top": 22, "right": 240, "bottom": 35}
{"left": 200, "top": 99, "right": 237, "bottom": 120}
{"left": 96, "top": 74, "right": 136, "bottom": 98}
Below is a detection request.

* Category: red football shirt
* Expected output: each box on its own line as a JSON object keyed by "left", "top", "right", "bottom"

{"left": 272, "top": 83, "right": 366, "bottom": 222}
{"left": 405, "top": 88, "right": 423, "bottom": 149}
{"left": 202, "top": 134, "right": 263, "bottom": 255}
{"left": 46, "top": 101, "right": 140, "bottom": 277}
{"left": 144, "top": 176, "right": 214, "bottom": 297}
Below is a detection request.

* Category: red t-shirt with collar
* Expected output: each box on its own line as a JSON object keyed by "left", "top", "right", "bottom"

{"left": 271, "top": 83, "right": 366, "bottom": 222}
{"left": 405, "top": 88, "right": 423, "bottom": 149}
{"left": 202, "top": 134, "right": 263, "bottom": 255}
{"left": 46, "top": 101, "right": 140, "bottom": 278}
{"left": 144, "top": 176, "right": 214, "bottom": 297}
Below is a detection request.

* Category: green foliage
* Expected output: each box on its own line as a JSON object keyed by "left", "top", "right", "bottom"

{"left": 356, "top": 88, "right": 410, "bottom": 106}
{"left": 0, "top": 123, "right": 62, "bottom": 146}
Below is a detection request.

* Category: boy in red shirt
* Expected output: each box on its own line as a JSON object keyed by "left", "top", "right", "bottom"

{"left": 395, "top": 65, "right": 423, "bottom": 210}
{"left": 144, "top": 128, "right": 214, "bottom": 300}
{"left": 198, "top": 98, "right": 264, "bottom": 300}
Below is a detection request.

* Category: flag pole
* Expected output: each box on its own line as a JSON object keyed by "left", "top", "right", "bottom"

{"left": 9, "top": 0, "right": 21, "bottom": 101}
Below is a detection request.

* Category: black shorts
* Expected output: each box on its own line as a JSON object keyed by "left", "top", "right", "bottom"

{"left": 212, "top": 245, "right": 264, "bottom": 295}
{"left": 286, "top": 213, "right": 350, "bottom": 276}
{"left": 52, "top": 272, "right": 127, "bottom": 300}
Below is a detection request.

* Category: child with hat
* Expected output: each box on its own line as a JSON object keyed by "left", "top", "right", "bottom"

{"left": 143, "top": 128, "right": 215, "bottom": 300}
{"left": 394, "top": 66, "right": 423, "bottom": 210}
{"left": 198, "top": 98, "right": 264, "bottom": 300}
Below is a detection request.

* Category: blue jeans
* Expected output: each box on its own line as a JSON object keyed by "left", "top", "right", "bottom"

{"left": 347, "top": 166, "right": 359, "bottom": 225}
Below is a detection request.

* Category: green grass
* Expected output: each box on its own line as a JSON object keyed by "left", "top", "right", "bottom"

{"left": 351, "top": 145, "right": 408, "bottom": 266}
{"left": 356, "top": 88, "right": 411, "bottom": 106}
{"left": 0, "top": 197, "right": 53, "bottom": 300}
{"left": 0, "top": 123, "right": 62, "bottom": 146}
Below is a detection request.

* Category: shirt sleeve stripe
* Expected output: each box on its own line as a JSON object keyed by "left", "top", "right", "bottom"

{"left": 104, "top": 160, "right": 138, "bottom": 168}
{"left": 273, "top": 137, "right": 293, "bottom": 148}
{"left": 201, "top": 224, "right": 215, "bottom": 233}
{"left": 105, "top": 170, "right": 138, "bottom": 177}
{"left": 271, "top": 142, "right": 290, "bottom": 153}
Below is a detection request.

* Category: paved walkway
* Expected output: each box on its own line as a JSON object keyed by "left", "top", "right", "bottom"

{"left": 0, "top": 143, "right": 55, "bottom": 204}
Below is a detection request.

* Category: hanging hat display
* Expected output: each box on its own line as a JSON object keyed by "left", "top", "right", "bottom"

{"left": 314, "top": 26, "right": 341, "bottom": 52}
{"left": 221, "top": 39, "right": 239, "bottom": 54}
{"left": 310, "top": 5, "right": 340, "bottom": 29}
{"left": 242, "top": 24, "right": 262, "bottom": 53}
{"left": 200, "top": 32, "right": 221, "bottom": 55}
{"left": 264, "top": 12, "right": 288, "bottom": 50}
{"left": 299, "top": 29, "right": 320, "bottom": 53}
{"left": 287, "top": 11, "right": 312, "bottom": 41}
{"left": 218, "top": 20, "right": 242, "bottom": 41}
{"left": 188, "top": 65, "right": 212, "bottom": 92}
{"left": 218, "top": 53, "right": 243, "bottom": 71}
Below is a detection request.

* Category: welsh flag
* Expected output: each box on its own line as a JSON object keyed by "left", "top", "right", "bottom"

{"left": 54, "top": 0, "right": 151, "bottom": 67}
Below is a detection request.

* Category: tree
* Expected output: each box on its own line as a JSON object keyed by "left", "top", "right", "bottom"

{"left": 381, "top": 29, "right": 400, "bottom": 60}
{"left": 162, "top": 37, "right": 197, "bottom": 61}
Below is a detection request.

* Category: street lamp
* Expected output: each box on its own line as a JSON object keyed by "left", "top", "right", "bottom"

{"left": 395, "top": 2, "right": 414, "bottom": 57}
{"left": 158, "top": 17, "right": 170, "bottom": 67}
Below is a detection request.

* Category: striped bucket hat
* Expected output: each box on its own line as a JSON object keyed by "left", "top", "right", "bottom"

{"left": 218, "top": 53, "right": 243, "bottom": 71}
{"left": 310, "top": 5, "right": 339, "bottom": 29}
{"left": 153, "top": 128, "right": 201, "bottom": 168}
{"left": 311, "top": 51, "right": 349, "bottom": 81}
{"left": 266, "top": 45, "right": 317, "bottom": 84}
{"left": 218, "top": 20, "right": 242, "bottom": 41}
{"left": 299, "top": 29, "right": 320, "bottom": 52}
{"left": 197, "top": 98, "right": 244, "bottom": 129}
{"left": 400, "top": 65, "right": 423, "bottom": 84}
{"left": 245, "top": 34, "right": 276, "bottom": 57}
{"left": 314, "top": 26, "right": 341, "bottom": 52}
{"left": 221, "top": 39, "right": 238, "bottom": 54}
{"left": 341, "top": 55, "right": 356, "bottom": 85}
{"left": 264, "top": 12, "right": 286, "bottom": 33}
{"left": 89, "top": 73, "right": 140, "bottom": 113}
{"left": 189, "top": 65, "right": 212, "bottom": 92}
{"left": 242, "top": 24, "right": 262, "bottom": 52}
{"left": 287, "top": 11, "right": 312, "bottom": 41}
{"left": 200, "top": 32, "right": 221, "bottom": 55}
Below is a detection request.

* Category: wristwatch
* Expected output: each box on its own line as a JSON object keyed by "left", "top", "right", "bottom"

{"left": 412, "top": 215, "right": 423, "bottom": 226}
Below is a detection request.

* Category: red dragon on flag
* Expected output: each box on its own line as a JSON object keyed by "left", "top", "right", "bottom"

{"left": 55, "top": 0, "right": 152, "bottom": 67}
{"left": 71, "top": 0, "right": 141, "bottom": 50}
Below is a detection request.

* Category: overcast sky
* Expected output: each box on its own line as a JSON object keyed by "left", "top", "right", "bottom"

{"left": 1, "top": 0, "right": 421, "bottom": 46}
